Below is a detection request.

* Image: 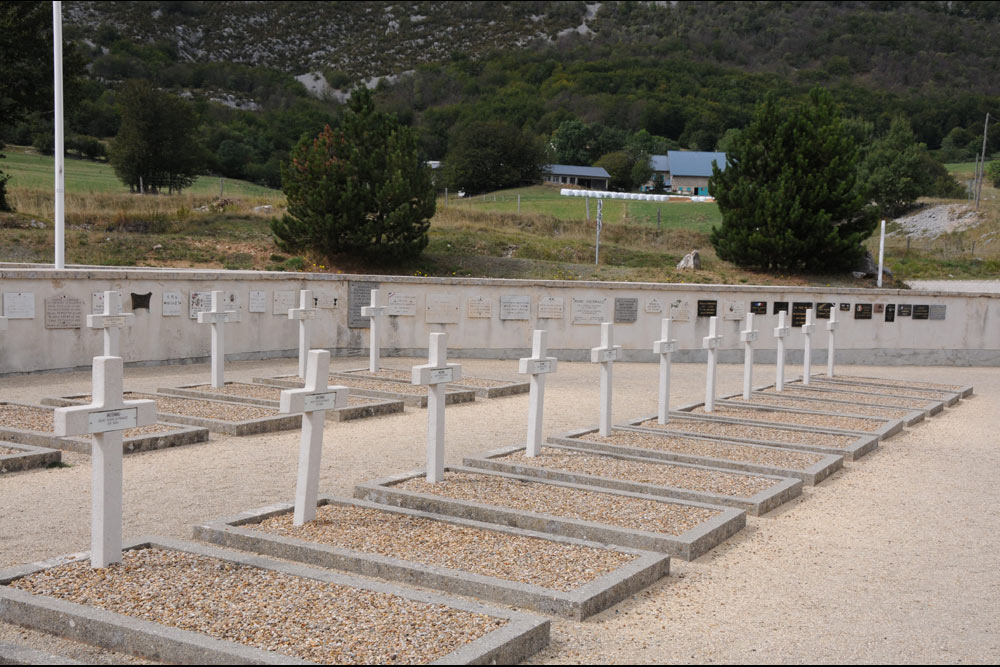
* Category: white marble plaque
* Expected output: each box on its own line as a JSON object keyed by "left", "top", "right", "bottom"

{"left": 500, "top": 295, "right": 531, "bottom": 320}
{"left": 425, "top": 294, "right": 459, "bottom": 324}
{"left": 387, "top": 292, "right": 417, "bottom": 316}
{"left": 723, "top": 300, "right": 747, "bottom": 320}
{"left": 430, "top": 367, "right": 454, "bottom": 383}
{"left": 315, "top": 292, "right": 339, "bottom": 309}
{"left": 572, "top": 297, "right": 607, "bottom": 324}
{"left": 467, "top": 296, "right": 492, "bottom": 319}
{"left": 538, "top": 296, "right": 564, "bottom": 319}
{"left": 669, "top": 299, "right": 691, "bottom": 322}
{"left": 645, "top": 297, "right": 664, "bottom": 314}
{"left": 162, "top": 291, "right": 182, "bottom": 317}
{"left": 614, "top": 297, "right": 639, "bottom": 323}
{"left": 44, "top": 295, "right": 83, "bottom": 329}
{"left": 303, "top": 391, "right": 340, "bottom": 411}
{"left": 189, "top": 291, "right": 213, "bottom": 319}
{"left": 3, "top": 292, "right": 35, "bottom": 319}
{"left": 272, "top": 290, "right": 296, "bottom": 315}
{"left": 88, "top": 407, "right": 137, "bottom": 433}
{"left": 249, "top": 290, "right": 267, "bottom": 313}
{"left": 523, "top": 359, "right": 554, "bottom": 374}
{"left": 91, "top": 291, "right": 124, "bottom": 315}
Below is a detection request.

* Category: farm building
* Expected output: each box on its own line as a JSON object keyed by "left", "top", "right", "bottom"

{"left": 542, "top": 164, "right": 611, "bottom": 190}
{"left": 646, "top": 151, "right": 727, "bottom": 196}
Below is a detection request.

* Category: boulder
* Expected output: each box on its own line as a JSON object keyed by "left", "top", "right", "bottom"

{"left": 676, "top": 250, "right": 701, "bottom": 270}
{"left": 855, "top": 250, "right": 894, "bottom": 280}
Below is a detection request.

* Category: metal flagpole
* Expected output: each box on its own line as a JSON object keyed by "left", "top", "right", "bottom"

{"left": 53, "top": 1, "right": 65, "bottom": 269}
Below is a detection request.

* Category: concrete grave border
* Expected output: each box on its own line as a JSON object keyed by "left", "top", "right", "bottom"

{"left": 40, "top": 394, "right": 300, "bottom": 437}
{"left": 254, "top": 375, "right": 476, "bottom": 408}
{"left": 355, "top": 466, "right": 746, "bottom": 561}
{"left": 674, "top": 399, "right": 903, "bottom": 440}
{"left": 0, "top": 642, "right": 84, "bottom": 665}
{"left": 333, "top": 368, "right": 530, "bottom": 398}
{"left": 156, "top": 382, "right": 405, "bottom": 422}
{"left": 0, "top": 441, "right": 61, "bottom": 474}
{"left": 463, "top": 445, "right": 802, "bottom": 516}
{"left": 547, "top": 427, "right": 843, "bottom": 485}
{"left": 622, "top": 411, "right": 879, "bottom": 462}
{"left": 1, "top": 401, "right": 208, "bottom": 455}
{"left": 751, "top": 382, "right": 946, "bottom": 417}
{"left": 193, "top": 496, "right": 669, "bottom": 620}
{"left": 796, "top": 376, "right": 964, "bottom": 405}
{"left": 0, "top": 537, "right": 550, "bottom": 666}
{"left": 806, "top": 373, "right": 973, "bottom": 399}
{"left": 724, "top": 388, "right": 928, "bottom": 426}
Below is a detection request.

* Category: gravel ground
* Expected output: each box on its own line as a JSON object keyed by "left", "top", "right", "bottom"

{"left": 256, "top": 504, "right": 634, "bottom": 592}
{"left": 727, "top": 395, "right": 909, "bottom": 419}
{"left": 890, "top": 203, "right": 979, "bottom": 239}
{"left": 329, "top": 377, "right": 429, "bottom": 395}
{"left": 762, "top": 387, "right": 932, "bottom": 410}
{"left": 0, "top": 446, "right": 20, "bottom": 456}
{"left": 399, "top": 471, "right": 720, "bottom": 536}
{"left": 576, "top": 430, "right": 824, "bottom": 469}
{"left": 502, "top": 449, "right": 777, "bottom": 496}
{"left": 10, "top": 547, "right": 502, "bottom": 664}
{"left": 819, "top": 375, "right": 962, "bottom": 391}
{"left": 1, "top": 358, "right": 997, "bottom": 663}
{"left": 0, "top": 403, "right": 174, "bottom": 438}
{"left": 186, "top": 384, "right": 378, "bottom": 406}
{"left": 637, "top": 417, "right": 856, "bottom": 447}
{"left": 688, "top": 405, "right": 883, "bottom": 432}
{"left": 348, "top": 369, "right": 517, "bottom": 389}
{"left": 80, "top": 393, "right": 277, "bottom": 421}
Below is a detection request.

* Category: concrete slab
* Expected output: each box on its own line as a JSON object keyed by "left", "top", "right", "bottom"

{"left": 463, "top": 445, "right": 802, "bottom": 516}
{"left": 156, "top": 382, "right": 404, "bottom": 422}
{"left": 0, "top": 442, "right": 61, "bottom": 475}
{"left": 621, "top": 413, "right": 878, "bottom": 462}
{"left": 355, "top": 467, "right": 746, "bottom": 561}
{"left": 41, "top": 393, "right": 300, "bottom": 437}
{"left": 0, "top": 401, "right": 208, "bottom": 455}
{"left": 193, "top": 496, "right": 669, "bottom": 620}
{"left": 752, "top": 383, "right": 946, "bottom": 417}
{"left": 674, "top": 400, "right": 903, "bottom": 440}
{"left": 254, "top": 375, "right": 477, "bottom": 408}
{"left": 0, "top": 537, "right": 550, "bottom": 666}
{"left": 333, "top": 368, "right": 530, "bottom": 398}
{"left": 725, "top": 389, "right": 927, "bottom": 426}
{"left": 547, "top": 427, "right": 843, "bottom": 485}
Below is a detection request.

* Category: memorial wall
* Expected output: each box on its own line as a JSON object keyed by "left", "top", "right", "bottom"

{"left": 1, "top": 266, "right": 998, "bottom": 374}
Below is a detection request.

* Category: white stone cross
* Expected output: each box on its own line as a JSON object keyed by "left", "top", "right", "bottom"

{"left": 827, "top": 307, "right": 839, "bottom": 378}
{"left": 774, "top": 310, "right": 791, "bottom": 392}
{"left": 197, "top": 290, "right": 236, "bottom": 388}
{"left": 518, "top": 329, "right": 558, "bottom": 457}
{"left": 87, "top": 290, "right": 133, "bottom": 357}
{"left": 801, "top": 308, "right": 815, "bottom": 386}
{"left": 53, "top": 356, "right": 156, "bottom": 568}
{"left": 591, "top": 322, "right": 622, "bottom": 437}
{"left": 702, "top": 316, "right": 723, "bottom": 412}
{"left": 279, "top": 349, "right": 349, "bottom": 525}
{"left": 740, "top": 312, "right": 759, "bottom": 400}
{"left": 288, "top": 289, "right": 317, "bottom": 379}
{"left": 412, "top": 332, "right": 462, "bottom": 483}
{"left": 653, "top": 318, "right": 677, "bottom": 425}
{"left": 361, "top": 289, "right": 386, "bottom": 373}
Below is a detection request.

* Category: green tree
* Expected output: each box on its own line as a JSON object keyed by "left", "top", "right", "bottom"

{"left": 594, "top": 151, "right": 633, "bottom": 191}
{"left": 443, "top": 120, "right": 544, "bottom": 194}
{"left": 109, "top": 80, "right": 203, "bottom": 193}
{"left": 857, "top": 117, "right": 927, "bottom": 217}
{"left": 987, "top": 161, "right": 1000, "bottom": 188}
{"left": 709, "top": 89, "right": 877, "bottom": 272}
{"left": 271, "top": 88, "right": 434, "bottom": 262}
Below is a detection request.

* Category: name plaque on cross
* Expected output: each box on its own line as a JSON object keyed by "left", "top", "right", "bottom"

{"left": 521, "top": 359, "right": 553, "bottom": 374}
{"left": 302, "top": 391, "right": 343, "bottom": 412}
{"left": 88, "top": 408, "right": 138, "bottom": 433}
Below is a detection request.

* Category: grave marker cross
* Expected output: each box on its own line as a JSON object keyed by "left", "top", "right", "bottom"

{"left": 87, "top": 290, "right": 133, "bottom": 357}
{"left": 196, "top": 290, "right": 236, "bottom": 388}
{"left": 518, "top": 330, "right": 558, "bottom": 457}
{"left": 826, "top": 308, "right": 839, "bottom": 378}
{"left": 801, "top": 308, "right": 815, "bottom": 386}
{"left": 412, "top": 333, "right": 461, "bottom": 483}
{"left": 774, "top": 310, "right": 791, "bottom": 392}
{"left": 361, "top": 289, "right": 387, "bottom": 373}
{"left": 740, "top": 312, "right": 759, "bottom": 400}
{"left": 653, "top": 318, "right": 677, "bottom": 425}
{"left": 53, "top": 356, "right": 156, "bottom": 568}
{"left": 702, "top": 316, "right": 723, "bottom": 412}
{"left": 279, "top": 349, "right": 349, "bottom": 525}
{"left": 591, "top": 322, "right": 622, "bottom": 436}
{"left": 288, "top": 289, "right": 317, "bottom": 379}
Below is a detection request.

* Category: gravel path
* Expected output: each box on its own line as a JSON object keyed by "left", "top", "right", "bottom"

{"left": 502, "top": 449, "right": 777, "bottom": 496}
{"left": 576, "top": 430, "right": 823, "bottom": 469}
{"left": 0, "top": 403, "right": 174, "bottom": 438}
{"left": 762, "top": 387, "right": 932, "bottom": 409}
{"left": 187, "top": 384, "right": 378, "bottom": 406}
{"left": 727, "top": 395, "right": 909, "bottom": 419}
{"left": 687, "top": 405, "right": 883, "bottom": 432}
{"left": 10, "top": 547, "right": 502, "bottom": 665}
{"left": 256, "top": 504, "right": 634, "bottom": 592}
{"left": 637, "top": 417, "right": 856, "bottom": 447}
{"left": 399, "top": 471, "right": 720, "bottom": 535}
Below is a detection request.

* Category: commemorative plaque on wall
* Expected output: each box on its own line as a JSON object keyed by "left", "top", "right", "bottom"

{"left": 854, "top": 303, "right": 873, "bottom": 320}
{"left": 614, "top": 297, "right": 639, "bottom": 323}
{"left": 840, "top": 303, "right": 851, "bottom": 311}
{"left": 773, "top": 301, "right": 789, "bottom": 314}
{"left": 912, "top": 305, "right": 930, "bottom": 320}
{"left": 885, "top": 304, "right": 896, "bottom": 322}
{"left": 897, "top": 304, "right": 912, "bottom": 317}
{"left": 791, "top": 302, "right": 813, "bottom": 327}
{"left": 750, "top": 301, "right": 767, "bottom": 315}
{"left": 697, "top": 300, "right": 717, "bottom": 317}
{"left": 816, "top": 302, "right": 834, "bottom": 319}
{"left": 928, "top": 305, "right": 947, "bottom": 320}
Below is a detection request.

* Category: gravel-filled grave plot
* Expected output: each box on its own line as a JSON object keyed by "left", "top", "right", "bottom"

{"left": 335, "top": 368, "right": 529, "bottom": 398}
{"left": 682, "top": 404, "right": 890, "bottom": 434}
{"left": 760, "top": 386, "right": 942, "bottom": 413}
{"left": 464, "top": 445, "right": 802, "bottom": 515}
{"left": 194, "top": 497, "right": 667, "bottom": 619}
{"left": 790, "top": 379, "right": 959, "bottom": 405}
{"left": 357, "top": 467, "right": 747, "bottom": 560}
{"left": 1, "top": 441, "right": 61, "bottom": 475}
{"left": 725, "top": 394, "right": 918, "bottom": 423}
{"left": 0, "top": 401, "right": 207, "bottom": 455}
{"left": 813, "top": 374, "right": 964, "bottom": 392}
{"left": 255, "top": 375, "right": 476, "bottom": 407}
{"left": 3, "top": 542, "right": 548, "bottom": 665}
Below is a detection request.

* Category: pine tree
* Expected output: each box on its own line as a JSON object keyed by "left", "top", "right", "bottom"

{"left": 272, "top": 88, "right": 434, "bottom": 262}
{"left": 858, "top": 117, "right": 927, "bottom": 218}
{"left": 709, "top": 89, "right": 877, "bottom": 272}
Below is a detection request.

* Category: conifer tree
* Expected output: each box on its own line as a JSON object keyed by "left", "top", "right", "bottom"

{"left": 272, "top": 88, "right": 434, "bottom": 262}
{"left": 709, "top": 89, "right": 877, "bottom": 272}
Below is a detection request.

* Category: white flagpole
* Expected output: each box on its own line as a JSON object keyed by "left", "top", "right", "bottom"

{"left": 53, "top": 1, "right": 65, "bottom": 269}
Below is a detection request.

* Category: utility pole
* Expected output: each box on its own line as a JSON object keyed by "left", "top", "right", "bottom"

{"left": 976, "top": 112, "right": 990, "bottom": 210}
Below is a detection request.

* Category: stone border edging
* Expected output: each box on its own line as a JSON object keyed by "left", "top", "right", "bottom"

{"left": 673, "top": 400, "right": 902, "bottom": 440}
{"left": 334, "top": 369, "right": 531, "bottom": 399}
{"left": 254, "top": 376, "right": 477, "bottom": 408}
{"left": 0, "top": 441, "right": 61, "bottom": 474}
{"left": 751, "top": 382, "right": 946, "bottom": 417}
{"left": 801, "top": 374, "right": 972, "bottom": 399}
{"left": 724, "top": 390, "right": 927, "bottom": 426}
